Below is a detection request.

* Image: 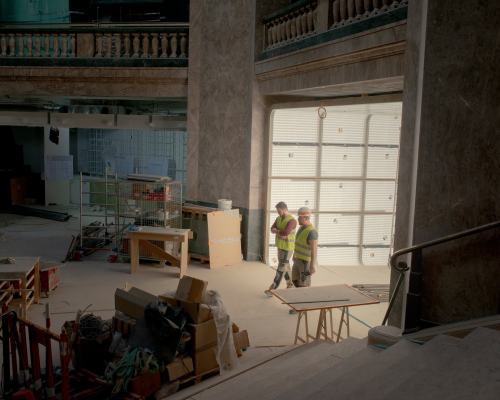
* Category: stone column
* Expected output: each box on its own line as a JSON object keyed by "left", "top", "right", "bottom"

{"left": 187, "top": 0, "right": 260, "bottom": 259}
{"left": 391, "top": 0, "right": 500, "bottom": 327}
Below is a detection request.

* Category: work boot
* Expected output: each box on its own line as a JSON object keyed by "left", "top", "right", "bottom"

{"left": 286, "top": 281, "right": 294, "bottom": 289}
{"left": 264, "top": 285, "right": 274, "bottom": 297}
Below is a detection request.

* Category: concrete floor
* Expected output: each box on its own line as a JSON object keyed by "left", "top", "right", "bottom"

{"left": 0, "top": 209, "right": 389, "bottom": 347}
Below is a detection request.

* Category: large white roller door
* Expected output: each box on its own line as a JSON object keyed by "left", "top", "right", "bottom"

{"left": 267, "top": 102, "right": 402, "bottom": 267}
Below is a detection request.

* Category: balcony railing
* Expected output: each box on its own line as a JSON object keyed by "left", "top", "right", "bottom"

{"left": 0, "top": 23, "right": 188, "bottom": 66}
{"left": 263, "top": 0, "right": 319, "bottom": 49}
{"left": 262, "top": 0, "right": 408, "bottom": 56}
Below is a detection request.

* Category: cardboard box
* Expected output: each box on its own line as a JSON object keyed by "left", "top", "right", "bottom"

{"left": 159, "top": 294, "right": 212, "bottom": 323}
{"left": 189, "top": 318, "right": 217, "bottom": 351}
{"left": 112, "top": 311, "right": 137, "bottom": 337}
{"left": 176, "top": 276, "right": 208, "bottom": 303}
{"left": 128, "top": 287, "right": 158, "bottom": 303}
{"left": 193, "top": 346, "right": 219, "bottom": 376}
{"left": 114, "top": 287, "right": 157, "bottom": 319}
{"left": 233, "top": 330, "right": 250, "bottom": 356}
{"left": 129, "top": 371, "right": 161, "bottom": 397}
{"left": 165, "top": 356, "right": 194, "bottom": 382}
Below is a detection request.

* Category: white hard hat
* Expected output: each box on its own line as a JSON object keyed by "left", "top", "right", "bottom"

{"left": 298, "top": 206, "right": 311, "bottom": 216}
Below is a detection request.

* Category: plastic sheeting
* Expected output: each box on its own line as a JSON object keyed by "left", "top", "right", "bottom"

{"left": 202, "top": 290, "right": 239, "bottom": 373}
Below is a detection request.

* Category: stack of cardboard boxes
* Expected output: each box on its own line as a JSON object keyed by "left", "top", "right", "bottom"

{"left": 160, "top": 276, "right": 219, "bottom": 377}
{"left": 113, "top": 275, "right": 250, "bottom": 396}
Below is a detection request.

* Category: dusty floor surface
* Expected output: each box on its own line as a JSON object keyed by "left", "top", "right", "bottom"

{"left": 0, "top": 209, "right": 389, "bottom": 347}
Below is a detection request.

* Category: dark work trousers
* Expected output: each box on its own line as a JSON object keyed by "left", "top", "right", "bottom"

{"left": 271, "top": 248, "right": 294, "bottom": 289}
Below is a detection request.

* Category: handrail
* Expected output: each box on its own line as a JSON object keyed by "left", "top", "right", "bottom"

{"left": 383, "top": 219, "right": 500, "bottom": 326}
{"left": 389, "top": 219, "right": 500, "bottom": 272}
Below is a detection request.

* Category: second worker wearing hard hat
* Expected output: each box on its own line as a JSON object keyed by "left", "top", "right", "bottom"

{"left": 292, "top": 206, "right": 318, "bottom": 287}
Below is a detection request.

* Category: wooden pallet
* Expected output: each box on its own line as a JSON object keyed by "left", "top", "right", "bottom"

{"left": 179, "top": 367, "right": 220, "bottom": 386}
{"left": 189, "top": 253, "right": 210, "bottom": 264}
{"left": 352, "top": 284, "right": 390, "bottom": 302}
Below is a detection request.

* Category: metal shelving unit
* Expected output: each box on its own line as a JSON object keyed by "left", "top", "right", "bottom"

{"left": 116, "top": 178, "right": 182, "bottom": 260}
{"left": 79, "top": 173, "right": 182, "bottom": 259}
{"left": 79, "top": 172, "right": 120, "bottom": 255}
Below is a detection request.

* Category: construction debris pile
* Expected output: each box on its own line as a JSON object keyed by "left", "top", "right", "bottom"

{"left": 71, "top": 276, "right": 249, "bottom": 398}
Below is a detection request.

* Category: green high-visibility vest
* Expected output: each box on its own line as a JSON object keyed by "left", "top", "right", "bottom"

{"left": 274, "top": 214, "right": 296, "bottom": 251}
{"left": 294, "top": 224, "right": 316, "bottom": 262}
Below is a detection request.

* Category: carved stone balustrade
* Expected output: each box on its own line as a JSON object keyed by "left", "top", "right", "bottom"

{"left": 92, "top": 29, "right": 188, "bottom": 59}
{"left": 331, "top": 0, "right": 407, "bottom": 28}
{"left": 0, "top": 31, "right": 75, "bottom": 58}
{"left": 0, "top": 24, "right": 189, "bottom": 63}
{"left": 264, "top": 0, "right": 318, "bottom": 49}
{"left": 262, "top": 0, "right": 408, "bottom": 52}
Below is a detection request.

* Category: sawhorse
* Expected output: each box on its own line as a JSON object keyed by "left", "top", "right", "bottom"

{"left": 294, "top": 306, "right": 351, "bottom": 344}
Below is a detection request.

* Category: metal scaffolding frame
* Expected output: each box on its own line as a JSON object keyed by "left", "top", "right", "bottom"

{"left": 79, "top": 173, "right": 182, "bottom": 259}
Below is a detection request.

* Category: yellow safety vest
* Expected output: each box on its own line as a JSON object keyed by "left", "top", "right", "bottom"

{"left": 294, "top": 224, "right": 316, "bottom": 262}
{"left": 274, "top": 214, "right": 296, "bottom": 251}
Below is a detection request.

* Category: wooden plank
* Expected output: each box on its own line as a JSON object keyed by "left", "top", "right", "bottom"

{"left": 130, "top": 237, "right": 139, "bottom": 274}
{"left": 127, "top": 231, "right": 188, "bottom": 243}
{"left": 0, "top": 256, "right": 40, "bottom": 278}
{"left": 207, "top": 211, "right": 242, "bottom": 268}
{"left": 127, "top": 226, "right": 191, "bottom": 276}
{"left": 271, "top": 284, "right": 379, "bottom": 312}
{"left": 183, "top": 204, "right": 218, "bottom": 213}
{"left": 180, "top": 241, "right": 188, "bottom": 277}
{"left": 0, "top": 257, "right": 40, "bottom": 316}
{"left": 133, "top": 226, "right": 191, "bottom": 236}
{"left": 140, "top": 239, "right": 180, "bottom": 267}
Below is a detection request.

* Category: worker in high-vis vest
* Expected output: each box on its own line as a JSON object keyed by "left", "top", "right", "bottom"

{"left": 292, "top": 206, "right": 318, "bottom": 288}
{"left": 266, "top": 201, "right": 297, "bottom": 295}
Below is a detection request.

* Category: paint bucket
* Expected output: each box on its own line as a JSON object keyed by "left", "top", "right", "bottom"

{"left": 218, "top": 199, "right": 232, "bottom": 210}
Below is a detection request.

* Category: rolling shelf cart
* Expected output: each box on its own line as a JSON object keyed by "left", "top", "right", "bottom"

{"left": 117, "top": 177, "right": 183, "bottom": 261}
{"left": 79, "top": 172, "right": 120, "bottom": 257}
{"left": 79, "top": 173, "right": 183, "bottom": 262}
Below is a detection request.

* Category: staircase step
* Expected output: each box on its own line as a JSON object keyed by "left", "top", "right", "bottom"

{"left": 461, "top": 326, "right": 500, "bottom": 346}
{"left": 403, "top": 314, "right": 500, "bottom": 342}
{"left": 328, "top": 337, "right": 368, "bottom": 359}
{"left": 384, "top": 328, "right": 500, "bottom": 400}
{"left": 191, "top": 340, "right": 350, "bottom": 400}
{"left": 274, "top": 342, "right": 382, "bottom": 400}
{"left": 360, "top": 334, "right": 463, "bottom": 400}
{"left": 295, "top": 338, "right": 422, "bottom": 400}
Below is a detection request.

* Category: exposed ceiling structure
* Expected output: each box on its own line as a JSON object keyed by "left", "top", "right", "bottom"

{"left": 0, "top": 96, "right": 187, "bottom": 116}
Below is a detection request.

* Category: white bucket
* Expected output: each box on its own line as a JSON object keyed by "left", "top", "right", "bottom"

{"left": 218, "top": 199, "right": 232, "bottom": 210}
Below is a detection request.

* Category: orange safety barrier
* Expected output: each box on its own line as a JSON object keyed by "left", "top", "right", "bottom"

{"left": 2, "top": 305, "right": 70, "bottom": 400}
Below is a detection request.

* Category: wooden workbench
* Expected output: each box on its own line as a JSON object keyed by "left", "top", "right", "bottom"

{"left": 271, "top": 284, "right": 379, "bottom": 344}
{"left": 0, "top": 256, "right": 40, "bottom": 318}
{"left": 126, "top": 226, "right": 192, "bottom": 277}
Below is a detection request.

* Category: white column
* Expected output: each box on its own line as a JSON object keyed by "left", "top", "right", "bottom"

{"left": 44, "top": 126, "right": 71, "bottom": 206}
